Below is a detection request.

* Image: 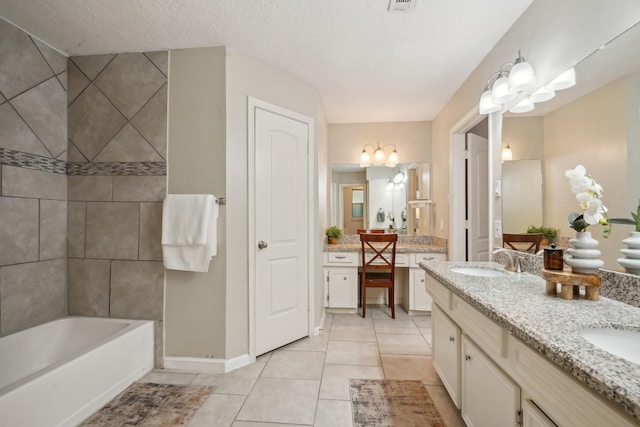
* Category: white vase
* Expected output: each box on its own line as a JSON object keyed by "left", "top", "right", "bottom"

{"left": 564, "top": 231, "right": 604, "bottom": 274}
{"left": 617, "top": 231, "right": 640, "bottom": 274}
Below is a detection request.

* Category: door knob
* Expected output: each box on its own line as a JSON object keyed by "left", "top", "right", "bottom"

{"left": 258, "top": 241, "right": 268, "bottom": 249}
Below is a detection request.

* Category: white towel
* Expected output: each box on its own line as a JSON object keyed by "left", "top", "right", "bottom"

{"left": 162, "top": 194, "right": 218, "bottom": 272}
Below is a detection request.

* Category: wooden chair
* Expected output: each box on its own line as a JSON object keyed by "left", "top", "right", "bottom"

{"left": 502, "top": 233, "right": 542, "bottom": 253}
{"left": 357, "top": 229, "right": 386, "bottom": 234}
{"left": 359, "top": 233, "right": 397, "bottom": 319}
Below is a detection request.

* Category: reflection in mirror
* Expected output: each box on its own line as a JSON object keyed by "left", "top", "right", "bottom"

{"left": 502, "top": 160, "right": 542, "bottom": 233}
{"left": 501, "top": 22, "right": 640, "bottom": 270}
{"left": 330, "top": 163, "right": 432, "bottom": 235}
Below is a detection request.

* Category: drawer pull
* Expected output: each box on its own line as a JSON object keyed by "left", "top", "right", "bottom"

{"left": 449, "top": 336, "right": 455, "bottom": 342}
{"left": 335, "top": 256, "right": 347, "bottom": 259}
{"left": 465, "top": 354, "right": 471, "bottom": 361}
{"left": 343, "top": 276, "right": 347, "bottom": 280}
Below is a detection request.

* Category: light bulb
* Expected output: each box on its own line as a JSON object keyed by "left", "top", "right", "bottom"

{"left": 530, "top": 85, "right": 555, "bottom": 103}
{"left": 360, "top": 148, "right": 371, "bottom": 167}
{"left": 502, "top": 145, "right": 513, "bottom": 162}
{"left": 508, "top": 57, "right": 536, "bottom": 92}
{"left": 509, "top": 97, "right": 534, "bottom": 113}
{"left": 492, "top": 74, "right": 516, "bottom": 104}
{"left": 374, "top": 145, "right": 385, "bottom": 164}
{"left": 548, "top": 67, "right": 576, "bottom": 90}
{"left": 479, "top": 89, "right": 501, "bottom": 114}
{"left": 386, "top": 149, "right": 398, "bottom": 167}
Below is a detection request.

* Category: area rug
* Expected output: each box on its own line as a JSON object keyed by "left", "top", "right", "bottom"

{"left": 350, "top": 379, "right": 445, "bottom": 427}
{"left": 81, "top": 382, "right": 213, "bottom": 426}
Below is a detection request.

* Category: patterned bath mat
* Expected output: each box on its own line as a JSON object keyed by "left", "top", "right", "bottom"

{"left": 350, "top": 379, "right": 445, "bottom": 427}
{"left": 81, "top": 382, "right": 212, "bottom": 426}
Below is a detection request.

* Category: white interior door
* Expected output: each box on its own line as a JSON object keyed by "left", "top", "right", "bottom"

{"left": 255, "top": 107, "right": 309, "bottom": 355}
{"left": 467, "top": 133, "right": 489, "bottom": 261}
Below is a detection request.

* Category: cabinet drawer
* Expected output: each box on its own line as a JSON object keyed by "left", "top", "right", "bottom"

{"left": 396, "top": 253, "right": 409, "bottom": 266}
{"left": 411, "top": 252, "right": 446, "bottom": 267}
{"left": 452, "top": 295, "right": 506, "bottom": 361}
{"left": 324, "top": 252, "right": 358, "bottom": 265}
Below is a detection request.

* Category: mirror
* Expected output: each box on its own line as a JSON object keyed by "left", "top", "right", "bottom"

{"left": 501, "top": 22, "right": 640, "bottom": 270}
{"left": 330, "top": 163, "right": 432, "bottom": 235}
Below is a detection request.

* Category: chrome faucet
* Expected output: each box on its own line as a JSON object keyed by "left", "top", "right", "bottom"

{"left": 492, "top": 248, "right": 521, "bottom": 273}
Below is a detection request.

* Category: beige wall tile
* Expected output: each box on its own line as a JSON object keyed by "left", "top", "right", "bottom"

{"left": 110, "top": 260, "right": 164, "bottom": 320}
{"left": 85, "top": 202, "right": 139, "bottom": 259}
{"left": 2, "top": 166, "right": 66, "bottom": 200}
{"left": 11, "top": 77, "right": 67, "bottom": 158}
{"left": 130, "top": 83, "right": 167, "bottom": 157}
{"left": 113, "top": 176, "right": 166, "bottom": 202}
{"left": 40, "top": 199, "right": 67, "bottom": 260}
{"left": 67, "top": 258, "right": 110, "bottom": 316}
{"left": 0, "top": 260, "right": 67, "bottom": 336}
{"left": 0, "top": 19, "right": 53, "bottom": 99}
{"left": 67, "top": 201, "right": 87, "bottom": 258}
{"left": 0, "top": 197, "right": 39, "bottom": 266}
{"left": 140, "top": 202, "right": 162, "bottom": 260}
{"left": 68, "top": 175, "right": 113, "bottom": 201}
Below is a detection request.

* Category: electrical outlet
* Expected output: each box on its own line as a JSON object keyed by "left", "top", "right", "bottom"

{"left": 494, "top": 220, "right": 502, "bottom": 236}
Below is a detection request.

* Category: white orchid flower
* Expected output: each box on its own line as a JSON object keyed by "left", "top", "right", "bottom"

{"left": 565, "top": 165, "right": 586, "bottom": 180}
{"left": 583, "top": 198, "right": 605, "bottom": 224}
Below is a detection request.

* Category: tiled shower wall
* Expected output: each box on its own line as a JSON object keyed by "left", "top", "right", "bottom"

{"left": 67, "top": 52, "right": 167, "bottom": 327}
{"left": 0, "top": 19, "right": 68, "bottom": 336}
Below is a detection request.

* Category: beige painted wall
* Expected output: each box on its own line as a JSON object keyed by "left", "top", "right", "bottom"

{"left": 544, "top": 78, "right": 628, "bottom": 269}
{"left": 430, "top": 0, "right": 640, "bottom": 254}
{"left": 166, "top": 47, "right": 228, "bottom": 358}
{"left": 166, "top": 47, "right": 328, "bottom": 360}
{"left": 328, "top": 121, "right": 432, "bottom": 165}
{"left": 225, "top": 48, "right": 327, "bottom": 357}
{"left": 502, "top": 117, "right": 545, "bottom": 161}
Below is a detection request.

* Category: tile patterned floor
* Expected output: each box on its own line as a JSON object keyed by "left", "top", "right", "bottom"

{"left": 139, "top": 305, "right": 466, "bottom": 427}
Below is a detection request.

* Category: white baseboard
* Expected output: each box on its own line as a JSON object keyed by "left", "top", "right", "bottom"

{"left": 164, "top": 353, "right": 250, "bottom": 374}
{"left": 314, "top": 310, "right": 327, "bottom": 335}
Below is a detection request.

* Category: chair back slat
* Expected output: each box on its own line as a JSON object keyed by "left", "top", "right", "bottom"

{"left": 502, "top": 233, "right": 542, "bottom": 253}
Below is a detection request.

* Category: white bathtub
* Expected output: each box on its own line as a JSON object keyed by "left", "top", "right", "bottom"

{"left": 0, "top": 316, "right": 154, "bottom": 426}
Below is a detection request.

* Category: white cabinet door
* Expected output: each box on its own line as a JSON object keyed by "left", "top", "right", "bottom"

{"left": 462, "top": 336, "right": 520, "bottom": 427}
{"left": 326, "top": 267, "right": 358, "bottom": 308}
{"left": 433, "top": 305, "right": 461, "bottom": 408}
{"left": 522, "top": 399, "right": 557, "bottom": 427}
{"left": 409, "top": 268, "right": 432, "bottom": 311}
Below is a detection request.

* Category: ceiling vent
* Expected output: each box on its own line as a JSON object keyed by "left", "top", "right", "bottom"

{"left": 388, "top": 0, "right": 417, "bottom": 12}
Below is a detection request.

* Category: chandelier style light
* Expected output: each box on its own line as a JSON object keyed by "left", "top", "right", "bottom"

{"left": 479, "top": 49, "right": 576, "bottom": 115}
{"left": 359, "top": 143, "right": 398, "bottom": 167}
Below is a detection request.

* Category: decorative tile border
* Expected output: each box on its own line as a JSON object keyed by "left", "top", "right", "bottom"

{"left": 66, "top": 162, "right": 166, "bottom": 176}
{"left": 0, "top": 148, "right": 167, "bottom": 177}
{"left": 0, "top": 148, "right": 66, "bottom": 174}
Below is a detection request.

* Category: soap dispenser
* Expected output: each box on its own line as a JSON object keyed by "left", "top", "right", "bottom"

{"left": 544, "top": 243, "right": 563, "bottom": 270}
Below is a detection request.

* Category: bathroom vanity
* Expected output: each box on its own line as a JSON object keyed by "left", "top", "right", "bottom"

{"left": 322, "top": 237, "right": 446, "bottom": 313}
{"left": 422, "top": 261, "right": 640, "bottom": 426}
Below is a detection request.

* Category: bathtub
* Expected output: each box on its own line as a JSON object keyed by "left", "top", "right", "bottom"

{"left": 0, "top": 316, "right": 154, "bottom": 426}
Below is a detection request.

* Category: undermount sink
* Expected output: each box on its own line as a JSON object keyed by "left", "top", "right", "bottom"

{"left": 449, "top": 266, "right": 510, "bottom": 277}
{"left": 580, "top": 328, "right": 640, "bottom": 365}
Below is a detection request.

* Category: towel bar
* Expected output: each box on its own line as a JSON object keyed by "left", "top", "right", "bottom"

{"left": 217, "top": 197, "right": 226, "bottom": 205}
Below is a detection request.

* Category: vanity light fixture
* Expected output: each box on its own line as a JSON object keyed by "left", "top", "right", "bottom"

{"left": 359, "top": 143, "right": 398, "bottom": 168}
{"left": 478, "top": 50, "right": 537, "bottom": 115}
{"left": 502, "top": 141, "right": 513, "bottom": 162}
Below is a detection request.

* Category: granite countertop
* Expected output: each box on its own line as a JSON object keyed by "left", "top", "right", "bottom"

{"left": 420, "top": 260, "right": 640, "bottom": 422}
{"left": 324, "top": 243, "right": 447, "bottom": 253}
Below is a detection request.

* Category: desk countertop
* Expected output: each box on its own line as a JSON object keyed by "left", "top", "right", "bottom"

{"left": 323, "top": 243, "right": 447, "bottom": 253}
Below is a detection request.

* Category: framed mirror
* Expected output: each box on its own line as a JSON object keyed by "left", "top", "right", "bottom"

{"left": 330, "top": 163, "right": 432, "bottom": 235}
{"left": 500, "top": 21, "right": 640, "bottom": 270}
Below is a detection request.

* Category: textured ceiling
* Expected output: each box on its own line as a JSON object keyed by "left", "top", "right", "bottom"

{"left": 0, "top": 0, "right": 532, "bottom": 123}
